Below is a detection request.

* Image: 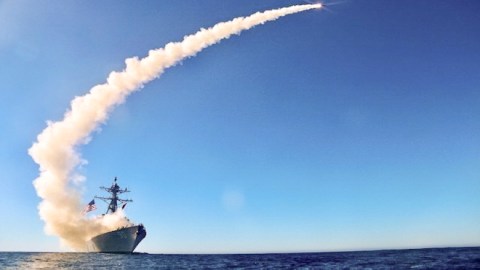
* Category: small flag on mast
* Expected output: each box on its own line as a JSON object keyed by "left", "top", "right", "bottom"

{"left": 82, "top": 199, "right": 97, "bottom": 214}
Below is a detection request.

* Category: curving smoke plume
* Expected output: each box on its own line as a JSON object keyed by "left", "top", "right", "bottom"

{"left": 28, "top": 3, "right": 321, "bottom": 250}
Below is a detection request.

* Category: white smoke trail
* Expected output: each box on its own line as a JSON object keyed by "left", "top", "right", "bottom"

{"left": 28, "top": 3, "right": 321, "bottom": 250}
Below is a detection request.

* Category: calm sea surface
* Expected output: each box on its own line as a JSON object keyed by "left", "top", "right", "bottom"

{"left": 1, "top": 247, "right": 479, "bottom": 269}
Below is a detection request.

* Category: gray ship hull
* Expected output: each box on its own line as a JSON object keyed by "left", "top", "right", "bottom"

{"left": 88, "top": 224, "right": 146, "bottom": 253}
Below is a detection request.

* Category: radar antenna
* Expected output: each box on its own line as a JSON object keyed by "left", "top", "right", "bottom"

{"left": 95, "top": 177, "right": 133, "bottom": 214}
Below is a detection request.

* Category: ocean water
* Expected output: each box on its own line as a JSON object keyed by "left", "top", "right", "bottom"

{"left": 0, "top": 247, "right": 479, "bottom": 269}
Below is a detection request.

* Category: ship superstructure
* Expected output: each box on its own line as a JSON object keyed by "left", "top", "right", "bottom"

{"left": 87, "top": 177, "right": 146, "bottom": 253}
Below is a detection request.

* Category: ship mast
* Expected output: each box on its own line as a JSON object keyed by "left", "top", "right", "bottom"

{"left": 95, "top": 177, "right": 133, "bottom": 214}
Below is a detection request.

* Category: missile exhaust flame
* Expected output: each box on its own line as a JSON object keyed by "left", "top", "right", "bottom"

{"left": 28, "top": 4, "right": 319, "bottom": 250}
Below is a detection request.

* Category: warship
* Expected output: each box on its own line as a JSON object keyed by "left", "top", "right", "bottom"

{"left": 87, "top": 177, "right": 146, "bottom": 253}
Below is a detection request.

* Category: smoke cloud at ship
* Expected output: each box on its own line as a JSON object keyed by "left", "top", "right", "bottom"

{"left": 28, "top": 3, "right": 321, "bottom": 250}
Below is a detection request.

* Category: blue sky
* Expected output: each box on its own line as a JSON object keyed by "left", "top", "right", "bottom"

{"left": 1, "top": 0, "right": 479, "bottom": 253}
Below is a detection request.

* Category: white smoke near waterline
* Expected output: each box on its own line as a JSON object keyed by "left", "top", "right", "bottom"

{"left": 28, "top": 3, "right": 321, "bottom": 250}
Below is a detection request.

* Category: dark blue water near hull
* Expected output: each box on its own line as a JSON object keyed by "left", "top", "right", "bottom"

{"left": 1, "top": 247, "right": 479, "bottom": 269}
